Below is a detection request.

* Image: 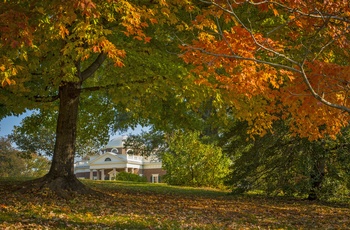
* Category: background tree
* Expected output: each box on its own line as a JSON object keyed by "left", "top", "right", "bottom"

{"left": 162, "top": 131, "right": 231, "bottom": 188}
{"left": 124, "top": 130, "right": 167, "bottom": 157}
{"left": 9, "top": 110, "right": 107, "bottom": 157}
{"left": 181, "top": 0, "right": 350, "bottom": 139}
{"left": 222, "top": 120, "right": 350, "bottom": 200}
{"left": 0, "top": 137, "right": 25, "bottom": 177}
{"left": 0, "top": 137, "right": 50, "bottom": 177}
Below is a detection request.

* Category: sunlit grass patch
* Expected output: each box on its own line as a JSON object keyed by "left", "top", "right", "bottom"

{"left": 84, "top": 179, "right": 229, "bottom": 197}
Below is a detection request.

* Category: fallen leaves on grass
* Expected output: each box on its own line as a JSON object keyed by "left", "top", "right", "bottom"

{"left": 0, "top": 178, "right": 349, "bottom": 229}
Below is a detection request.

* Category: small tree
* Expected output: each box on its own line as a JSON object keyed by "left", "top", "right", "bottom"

{"left": 0, "top": 137, "right": 50, "bottom": 177}
{"left": 162, "top": 131, "right": 231, "bottom": 188}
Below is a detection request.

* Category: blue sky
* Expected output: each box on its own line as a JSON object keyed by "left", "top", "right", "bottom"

{"left": 0, "top": 113, "right": 30, "bottom": 137}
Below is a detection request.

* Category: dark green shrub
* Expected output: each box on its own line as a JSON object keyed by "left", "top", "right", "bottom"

{"left": 115, "top": 172, "right": 148, "bottom": 182}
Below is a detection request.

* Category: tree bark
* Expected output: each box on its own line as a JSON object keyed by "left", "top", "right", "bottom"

{"left": 307, "top": 158, "right": 326, "bottom": 201}
{"left": 49, "top": 81, "right": 80, "bottom": 178}
{"left": 19, "top": 81, "right": 94, "bottom": 198}
{"left": 16, "top": 54, "right": 109, "bottom": 198}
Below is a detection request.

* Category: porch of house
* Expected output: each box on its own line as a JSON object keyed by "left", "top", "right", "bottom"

{"left": 89, "top": 167, "right": 140, "bottom": 181}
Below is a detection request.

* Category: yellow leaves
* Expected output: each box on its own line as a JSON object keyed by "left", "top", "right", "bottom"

{"left": 158, "top": 0, "right": 168, "bottom": 7}
{"left": 116, "top": 0, "right": 156, "bottom": 43}
{"left": 279, "top": 69, "right": 295, "bottom": 81}
{"left": 263, "top": 72, "right": 279, "bottom": 89}
{"left": 335, "top": 93, "right": 345, "bottom": 102}
{"left": 246, "top": 113, "right": 274, "bottom": 137}
{"left": 35, "top": 7, "right": 45, "bottom": 15}
{"left": 193, "top": 15, "right": 218, "bottom": 32}
{"left": 272, "top": 8, "right": 279, "bottom": 16}
{"left": 197, "top": 32, "right": 215, "bottom": 42}
{"left": 59, "top": 25, "right": 69, "bottom": 39}
{"left": 268, "top": 3, "right": 279, "bottom": 16}
{"left": 1, "top": 77, "right": 16, "bottom": 87}
{"left": 0, "top": 58, "right": 21, "bottom": 87}
{"left": 161, "top": 7, "right": 171, "bottom": 17}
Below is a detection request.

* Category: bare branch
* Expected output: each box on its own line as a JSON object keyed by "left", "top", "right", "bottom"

{"left": 269, "top": 1, "right": 350, "bottom": 23}
{"left": 201, "top": 0, "right": 300, "bottom": 66}
{"left": 182, "top": 43, "right": 301, "bottom": 73}
{"left": 298, "top": 63, "right": 350, "bottom": 113}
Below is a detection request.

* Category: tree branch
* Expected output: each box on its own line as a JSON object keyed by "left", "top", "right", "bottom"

{"left": 298, "top": 64, "right": 350, "bottom": 113}
{"left": 182, "top": 44, "right": 301, "bottom": 73}
{"left": 79, "top": 77, "right": 163, "bottom": 93}
{"left": 32, "top": 95, "right": 59, "bottom": 103}
{"left": 81, "top": 53, "right": 107, "bottom": 82}
{"left": 79, "top": 84, "right": 123, "bottom": 93}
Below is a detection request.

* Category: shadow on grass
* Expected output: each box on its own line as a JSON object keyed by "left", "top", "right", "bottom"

{"left": 0, "top": 210, "right": 155, "bottom": 229}
{"left": 1, "top": 177, "right": 350, "bottom": 229}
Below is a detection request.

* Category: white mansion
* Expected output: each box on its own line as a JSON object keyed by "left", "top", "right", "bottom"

{"left": 74, "top": 136, "right": 165, "bottom": 183}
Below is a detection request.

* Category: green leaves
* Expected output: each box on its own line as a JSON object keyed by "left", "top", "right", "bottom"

{"left": 224, "top": 119, "right": 350, "bottom": 200}
{"left": 0, "top": 137, "right": 50, "bottom": 177}
{"left": 162, "top": 131, "right": 231, "bottom": 188}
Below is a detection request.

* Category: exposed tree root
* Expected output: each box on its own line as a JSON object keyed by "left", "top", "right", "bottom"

{"left": 15, "top": 174, "right": 97, "bottom": 199}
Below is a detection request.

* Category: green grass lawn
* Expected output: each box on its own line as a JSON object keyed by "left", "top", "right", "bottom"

{"left": 0, "top": 177, "right": 349, "bottom": 229}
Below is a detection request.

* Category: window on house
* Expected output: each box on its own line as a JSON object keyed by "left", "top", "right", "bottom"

{"left": 111, "top": 148, "right": 118, "bottom": 154}
{"left": 105, "top": 157, "right": 111, "bottom": 161}
{"left": 127, "top": 149, "right": 134, "bottom": 155}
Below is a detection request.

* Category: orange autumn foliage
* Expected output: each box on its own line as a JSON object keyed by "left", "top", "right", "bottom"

{"left": 1, "top": 0, "right": 349, "bottom": 139}
{"left": 0, "top": 0, "right": 164, "bottom": 87}
{"left": 181, "top": 0, "right": 350, "bottom": 139}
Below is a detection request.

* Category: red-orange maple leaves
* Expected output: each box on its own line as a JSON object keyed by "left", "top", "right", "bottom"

{"left": 181, "top": 0, "right": 350, "bottom": 139}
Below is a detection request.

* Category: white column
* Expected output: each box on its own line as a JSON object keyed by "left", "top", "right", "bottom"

{"left": 101, "top": 169, "right": 105, "bottom": 181}
{"left": 131, "top": 168, "right": 134, "bottom": 174}
{"left": 90, "top": 170, "right": 93, "bottom": 180}
{"left": 125, "top": 167, "right": 128, "bottom": 172}
{"left": 96, "top": 170, "right": 100, "bottom": 180}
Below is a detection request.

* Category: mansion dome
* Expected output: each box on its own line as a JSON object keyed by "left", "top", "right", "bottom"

{"left": 104, "top": 136, "right": 127, "bottom": 149}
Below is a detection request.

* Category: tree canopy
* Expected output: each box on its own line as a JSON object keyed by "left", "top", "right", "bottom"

{"left": 222, "top": 119, "right": 350, "bottom": 200}
{"left": 1, "top": 0, "right": 349, "bottom": 196}
{"left": 0, "top": 0, "right": 207, "bottom": 196}
{"left": 181, "top": 0, "right": 350, "bottom": 139}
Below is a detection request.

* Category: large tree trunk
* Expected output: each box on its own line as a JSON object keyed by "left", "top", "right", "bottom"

{"left": 17, "top": 55, "right": 107, "bottom": 198}
{"left": 50, "top": 81, "right": 80, "bottom": 179}
{"left": 19, "top": 81, "right": 94, "bottom": 198}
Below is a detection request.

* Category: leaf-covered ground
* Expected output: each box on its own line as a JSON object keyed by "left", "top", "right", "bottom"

{"left": 0, "top": 178, "right": 349, "bottom": 229}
